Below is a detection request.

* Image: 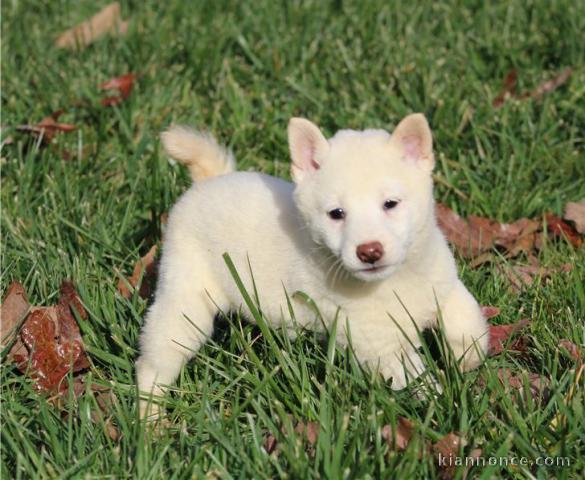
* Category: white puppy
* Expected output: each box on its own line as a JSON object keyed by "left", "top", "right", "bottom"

{"left": 136, "top": 114, "right": 488, "bottom": 417}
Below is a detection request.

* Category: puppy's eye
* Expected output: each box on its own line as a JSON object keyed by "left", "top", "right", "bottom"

{"left": 328, "top": 208, "right": 345, "bottom": 220}
{"left": 383, "top": 199, "right": 399, "bottom": 210}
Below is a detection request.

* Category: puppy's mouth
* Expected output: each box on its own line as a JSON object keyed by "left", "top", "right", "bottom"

{"left": 358, "top": 264, "right": 390, "bottom": 274}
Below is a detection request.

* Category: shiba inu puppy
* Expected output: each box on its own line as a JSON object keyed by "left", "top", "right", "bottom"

{"left": 136, "top": 114, "right": 488, "bottom": 417}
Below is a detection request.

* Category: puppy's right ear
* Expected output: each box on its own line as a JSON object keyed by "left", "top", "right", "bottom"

{"left": 288, "top": 118, "right": 329, "bottom": 183}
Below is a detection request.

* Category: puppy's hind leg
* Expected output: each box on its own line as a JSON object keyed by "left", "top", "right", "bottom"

{"left": 136, "top": 284, "right": 220, "bottom": 420}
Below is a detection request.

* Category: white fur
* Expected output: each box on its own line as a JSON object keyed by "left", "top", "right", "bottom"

{"left": 137, "top": 114, "right": 488, "bottom": 418}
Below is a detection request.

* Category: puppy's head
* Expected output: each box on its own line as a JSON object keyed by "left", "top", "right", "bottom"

{"left": 289, "top": 114, "right": 435, "bottom": 282}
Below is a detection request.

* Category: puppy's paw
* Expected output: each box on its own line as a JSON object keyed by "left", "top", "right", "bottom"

{"left": 383, "top": 348, "right": 427, "bottom": 390}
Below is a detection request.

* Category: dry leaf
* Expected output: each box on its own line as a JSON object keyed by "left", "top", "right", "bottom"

{"left": 436, "top": 204, "right": 540, "bottom": 259}
{"left": 294, "top": 420, "right": 320, "bottom": 445}
{"left": 480, "top": 305, "right": 500, "bottom": 320}
{"left": 498, "top": 260, "right": 571, "bottom": 293}
{"left": 1, "top": 282, "right": 30, "bottom": 359}
{"left": 522, "top": 68, "right": 573, "bottom": 100}
{"left": 263, "top": 432, "right": 278, "bottom": 454}
{"left": 493, "top": 68, "right": 572, "bottom": 108}
{"left": 437, "top": 204, "right": 581, "bottom": 262}
{"left": 56, "top": 2, "right": 128, "bottom": 49}
{"left": 492, "top": 70, "right": 518, "bottom": 108}
{"left": 564, "top": 200, "right": 585, "bottom": 234}
{"left": 559, "top": 339, "right": 582, "bottom": 363}
{"left": 100, "top": 73, "right": 137, "bottom": 107}
{"left": 263, "top": 417, "right": 320, "bottom": 457}
{"left": 496, "top": 368, "right": 550, "bottom": 403}
{"left": 1, "top": 282, "right": 30, "bottom": 343}
{"left": 118, "top": 245, "right": 158, "bottom": 299}
{"left": 3, "top": 281, "right": 90, "bottom": 393}
{"left": 488, "top": 318, "right": 530, "bottom": 356}
{"left": 545, "top": 213, "right": 583, "bottom": 248}
{"left": 16, "top": 110, "right": 77, "bottom": 145}
{"left": 381, "top": 416, "right": 414, "bottom": 452}
{"left": 433, "top": 432, "right": 466, "bottom": 480}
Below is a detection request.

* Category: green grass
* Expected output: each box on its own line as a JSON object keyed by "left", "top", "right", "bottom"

{"left": 2, "top": 0, "right": 584, "bottom": 478}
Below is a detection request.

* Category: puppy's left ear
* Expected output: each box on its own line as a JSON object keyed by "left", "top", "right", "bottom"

{"left": 389, "top": 113, "right": 434, "bottom": 172}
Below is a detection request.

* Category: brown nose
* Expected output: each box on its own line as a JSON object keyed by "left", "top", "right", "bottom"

{"left": 356, "top": 242, "right": 384, "bottom": 264}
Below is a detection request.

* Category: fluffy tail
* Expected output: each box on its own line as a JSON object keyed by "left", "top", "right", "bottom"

{"left": 160, "top": 126, "right": 235, "bottom": 181}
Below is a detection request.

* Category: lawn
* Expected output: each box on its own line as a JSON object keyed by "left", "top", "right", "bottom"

{"left": 1, "top": 0, "right": 584, "bottom": 478}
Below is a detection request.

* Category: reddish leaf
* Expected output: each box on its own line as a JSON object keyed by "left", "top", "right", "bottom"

{"left": 498, "top": 260, "right": 572, "bottom": 293}
{"left": 294, "top": 420, "right": 320, "bottom": 446}
{"left": 100, "top": 73, "right": 137, "bottom": 106}
{"left": 493, "top": 68, "right": 572, "bottom": 108}
{"left": 521, "top": 68, "right": 573, "bottom": 100}
{"left": 263, "top": 432, "right": 278, "bottom": 454}
{"left": 381, "top": 416, "right": 414, "bottom": 451}
{"left": 433, "top": 432, "right": 466, "bottom": 480}
{"left": 262, "top": 417, "right": 320, "bottom": 457}
{"left": 559, "top": 339, "right": 582, "bottom": 363}
{"left": 118, "top": 245, "right": 158, "bottom": 299}
{"left": 488, "top": 318, "right": 530, "bottom": 356}
{"left": 492, "top": 69, "right": 518, "bottom": 108}
{"left": 1, "top": 282, "right": 30, "bottom": 359}
{"left": 16, "top": 110, "right": 77, "bottom": 145}
{"left": 480, "top": 305, "right": 500, "bottom": 320}
{"left": 436, "top": 204, "right": 541, "bottom": 259}
{"left": 1, "top": 282, "right": 30, "bottom": 341}
{"left": 496, "top": 368, "right": 550, "bottom": 403}
{"left": 4, "top": 281, "right": 90, "bottom": 393}
{"left": 564, "top": 200, "right": 585, "bottom": 234}
{"left": 55, "top": 2, "right": 128, "bottom": 49}
{"left": 545, "top": 213, "right": 583, "bottom": 248}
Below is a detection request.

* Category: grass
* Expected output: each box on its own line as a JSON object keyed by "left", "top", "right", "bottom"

{"left": 1, "top": 0, "right": 584, "bottom": 478}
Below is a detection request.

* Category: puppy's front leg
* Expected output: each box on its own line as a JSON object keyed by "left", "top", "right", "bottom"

{"left": 440, "top": 280, "right": 488, "bottom": 371}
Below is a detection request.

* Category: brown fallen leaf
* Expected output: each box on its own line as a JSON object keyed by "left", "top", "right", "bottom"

{"left": 498, "top": 260, "right": 572, "bottom": 293}
{"left": 496, "top": 368, "right": 550, "bottom": 403}
{"left": 433, "top": 432, "right": 466, "bottom": 480}
{"left": 480, "top": 305, "right": 500, "bottom": 320}
{"left": 493, "top": 68, "right": 572, "bottom": 108}
{"left": 521, "top": 68, "right": 573, "bottom": 101}
{"left": 437, "top": 204, "right": 582, "bottom": 262}
{"left": 558, "top": 339, "right": 582, "bottom": 363}
{"left": 435, "top": 204, "right": 540, "bottom": 259}
{"left": 2, "top": 281, "right": 90, "bottom": 393}
{"left": 1, "top": 282, "right": 30, "bottom": 359}
{"left": 100, "top": 73, "right": 137, "bottom": 107}
{"left": 55, "top": 2, "right": 129, "bottom": 49}
{"left": 91, "top": 387, "right": 120, "bottom": 441}
{"left": 294, "top": 420, "right": 320, "bottom": 445}
{"left": 59, "top": 380, "right": 120, "bottom": 441}
{"left": 488, "top": 318, "right": 530, "bottom": 356}
{"left": 381, "top": 416, "right": 414, "bottom": 452}
{"left": 118, "top": 245, "right": 158, "bottom": 299}
{"left": 492, "top": 69, "right": 518, "bottom": 108}
{"left": 463, "top": 448, "right": 483, "bottom": 480}
{"left": 16, "top": 110, "right": 77, "bottom": 145}
{"left": 564, "top": 200, "right": 585, "bottom": 234}
{"left": 545, "top": 213, "right": 583, "bottom": 248}
{"left": 263, "top": 418, "right": 320, "bottom": 456}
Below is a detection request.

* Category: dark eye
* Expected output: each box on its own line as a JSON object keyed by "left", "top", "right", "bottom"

{"left": 383, "top": 199, "right": 399, "bottom": 210}
{"left": 328, "top": 208, "right": 345, "bottom": 220}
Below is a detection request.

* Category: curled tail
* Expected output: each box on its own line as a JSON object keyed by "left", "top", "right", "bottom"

{"left": 160, "top": 126, "right": 235, "bottom": 181}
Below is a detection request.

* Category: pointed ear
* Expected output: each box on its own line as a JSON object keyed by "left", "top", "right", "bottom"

{"left": 288, "top": 118, "right": 329, "bottom": 183}
{"left": 390, "top": 113, "right": 434, "bottom": 171}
